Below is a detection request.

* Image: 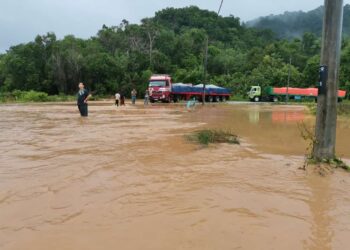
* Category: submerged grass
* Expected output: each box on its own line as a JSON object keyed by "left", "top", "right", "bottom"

{"left": 305, "top": 102, "right": 350, "bottom": 117}
{"left": 298, "top": 121, "right": 350, "bottom": 175}
{"left": 186, "top": 129, "right": 239, "bottom": 146}
{"left": 338, "top": 103, "right": 350, "bottom": 116}
{"left": 303, "top": 157, "right": 350, "bottom": 176}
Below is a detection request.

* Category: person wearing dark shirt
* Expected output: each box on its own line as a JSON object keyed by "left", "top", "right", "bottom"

{"left": 120, "top": 93, "right": 125, "bottom": 106}
{"left": 77, "top": 82, "right": 91, "bottom": 117}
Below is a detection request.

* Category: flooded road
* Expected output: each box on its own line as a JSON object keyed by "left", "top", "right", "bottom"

{"left": 1, "top": 102, "right": 350, "bottom": 250}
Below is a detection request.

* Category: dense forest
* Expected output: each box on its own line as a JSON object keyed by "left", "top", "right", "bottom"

{"left": 247, "top": 4, "right": 350, "bottom": 39}
{"left": 0, "top": 6, "right": 350, "bottom": 98}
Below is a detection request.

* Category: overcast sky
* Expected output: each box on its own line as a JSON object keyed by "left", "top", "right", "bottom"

{"left": 1, "top": 0, "right": 350, "bottom": 52}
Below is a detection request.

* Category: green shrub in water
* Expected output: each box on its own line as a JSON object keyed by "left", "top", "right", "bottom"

{"left": 187, "top": 129, "right": 239, "bottom": 145}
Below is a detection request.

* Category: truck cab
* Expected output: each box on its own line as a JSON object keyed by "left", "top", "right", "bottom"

{"left": 148, "top": 75, "right": 172, "bottom": 103}
{"left": 248, "top": 86, "right": 261, "bottom": 102}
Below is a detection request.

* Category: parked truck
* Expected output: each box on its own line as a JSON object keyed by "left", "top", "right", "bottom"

{"left": 148, "top": 74, "right": 231, "bottom": 103}
{"left": 248, "top": 86, "right": 347, "bottom": 102}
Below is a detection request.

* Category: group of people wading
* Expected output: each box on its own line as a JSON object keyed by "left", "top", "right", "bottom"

{"left": 76, "top": 83, "right": 150, "bottom": 117}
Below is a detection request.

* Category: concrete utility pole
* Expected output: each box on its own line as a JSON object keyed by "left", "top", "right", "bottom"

{"left": 313, "top": 0, "right": 344, "bottom": 160}
{"left": 202, "top": 0, "right": 224, "bottom": 105}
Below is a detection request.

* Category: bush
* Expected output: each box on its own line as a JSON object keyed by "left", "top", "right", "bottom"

{"left": 230, "top": 95, "right": 246, "bottom": 101}
{"left": 21, "top": 90, "right": 49, "bottom": 102}
{"left": 0, "top": 90, "right": 73, "bottom": 103}
{"left": 338, "top": 103, "right": 350, "bottom": 116}
{"left": 186, "top": 129, "right": 240, "bottom": 145}
{"left": 307, "top": 102, "right": 350, "bottom": 116}
{"left": 1, "top": 90, "right": 49, "bottom": 102}
{"left": 0, "top": 92, "right": 14, "bottom": 102}
{"left": 47, "top": 94, "right": 75, "bottom": 102}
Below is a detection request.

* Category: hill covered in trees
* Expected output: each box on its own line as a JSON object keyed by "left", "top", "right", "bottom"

{"left": 246, "top": 5, "right": 350, "bottom": 39}
{"left": 0, "top": 6, "right": 350, "bottom": 98}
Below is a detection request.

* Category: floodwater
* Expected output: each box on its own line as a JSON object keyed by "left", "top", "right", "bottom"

{"left": 0, "top": 102, "right": 350, "bottom": 250}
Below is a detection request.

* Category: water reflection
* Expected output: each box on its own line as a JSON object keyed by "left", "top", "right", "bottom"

{"left": 305, "top": 175, "right": 333, "bottom": 250}
{"left": 271, "top": 110, "right": 306, "bottom": 124}
{"left": 189, "top": 104, "right": 349, "bottom": 157}
{"left": 247, "top": 106, "right": 306, "bottom": 125}
{"left": 248, "top": 106, "right": 260, "bottom": 124}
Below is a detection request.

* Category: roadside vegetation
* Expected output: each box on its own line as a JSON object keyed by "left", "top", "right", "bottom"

{"left": 0, "top": 90, "right": 110, "bottom": 103}
{"left": 304, "top": 101, "right": 350, "bottom": 117}
{"left": 186, "top": 129, "right": 239, "bottom": 146}
{"left": 338, "top": 102, "right": 350, "bottom": 116}
{"left": 229, "top": 95, "right": 246, "bottom": 102}
{"left": 0, "top": 90, "right": 76, "bottom": 103}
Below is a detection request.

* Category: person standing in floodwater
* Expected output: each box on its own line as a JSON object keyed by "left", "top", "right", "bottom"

{"left": 120, "top": 93, "right": 125, "bottom": 106}
{"left": 115, "top": 92, "right": 121, "bottom": 106}
{"left": 77, "top": 82, "right": 91, "bottom": 117}
{"left": 144, "top": 89, "right": 149, "bottom": 105}
{"left": 131, "top": 89, "right": 137, "bottom": 105}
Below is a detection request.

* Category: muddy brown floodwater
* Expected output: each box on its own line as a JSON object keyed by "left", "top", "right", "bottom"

{"left": 1, "top": 102, "right": 350, "bottom": 250}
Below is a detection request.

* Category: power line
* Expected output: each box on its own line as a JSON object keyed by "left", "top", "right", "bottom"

{"left": 218, "top": 0, "right": 224, "bottom": 15}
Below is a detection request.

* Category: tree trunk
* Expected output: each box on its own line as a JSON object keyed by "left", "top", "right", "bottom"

{"left": 313, "top": 0, "right": 344, "bottom": 160}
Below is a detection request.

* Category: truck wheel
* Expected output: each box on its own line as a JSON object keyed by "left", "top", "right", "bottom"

{"left": 273, "top": 96, "right": 279, "bottom": 102}
{"left": 254, "top": 96, "right": 260, "bottom": 102}
{"left": 208, "top": 96, "right": 214, "bottom": 102}
{"left": 222, "top": 96, "right": 227, "bottom": 102}
{"left": 215, "top": 96, "right": 220, "bottom": 102}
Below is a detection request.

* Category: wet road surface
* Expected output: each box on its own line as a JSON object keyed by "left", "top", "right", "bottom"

{"left": 0, "top": 102, "right": 350, "bottom": 250}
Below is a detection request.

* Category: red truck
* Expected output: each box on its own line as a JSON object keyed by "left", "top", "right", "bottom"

{"left": 148, "top": 75, "right": 231, "bottom": 103}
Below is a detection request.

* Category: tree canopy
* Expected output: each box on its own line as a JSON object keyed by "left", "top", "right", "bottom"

{"left": 0, "top": 6, "right": 349, "bottom": 97}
